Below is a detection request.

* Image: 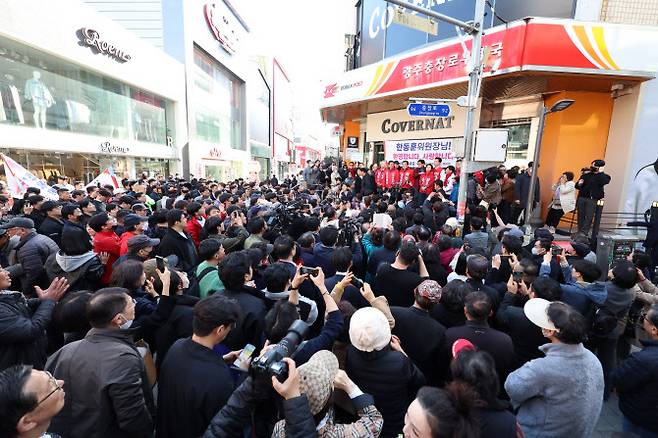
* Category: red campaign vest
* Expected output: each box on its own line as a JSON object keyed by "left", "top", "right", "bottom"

{"left": 400, "top": 169, "right": 415, "bottom": 188}
{"left": 385, "top": 169, "right": 400, "bottom": 188}
{"left": 419, "top": 173, "right": 435, "bottom": 194}
{"left": 433, "top": 167, "right": 443, "bottom": 182}
{"left": 375, "top": 169, "right": 386, "bottom": 187}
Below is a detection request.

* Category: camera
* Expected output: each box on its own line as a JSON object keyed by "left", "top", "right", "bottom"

{"left": 251, "top": 320, "right": 309, "bottom": 382}
{"left": 300, "top": 266, "right": 319, "bottom": 276}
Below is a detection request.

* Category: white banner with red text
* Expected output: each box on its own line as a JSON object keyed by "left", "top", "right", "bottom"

{"left": 384, "top": 138, "right": 458, "bottom": 168}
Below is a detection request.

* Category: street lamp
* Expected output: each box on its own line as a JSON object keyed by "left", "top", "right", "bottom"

{"left": 524, "top": 99, "right": 575, "bottom": 227}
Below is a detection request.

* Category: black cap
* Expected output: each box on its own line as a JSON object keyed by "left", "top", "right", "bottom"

{"left": 127, "top": 234, "right": 160, "bottom": 251}
{"left": 124, "top": 214, "right": 147, "bottom": 227}
{"left": 592, "top": 159, "right": 606, "bottom": 168}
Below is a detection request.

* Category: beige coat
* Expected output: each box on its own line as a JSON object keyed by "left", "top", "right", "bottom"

{"left": 552, "top": 181, "right": 577, "bottom": 213}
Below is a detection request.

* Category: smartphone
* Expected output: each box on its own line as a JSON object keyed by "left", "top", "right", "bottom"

{"left": 512, "top": 271, "right": 523, "bottom": 282}
{"left": 233, "top": 344, "right": 256, "bottom": 370}
{"left": 351, "top": 276, "right": 364, "bottom": 289}
{"left": 551, "top": 245, "right": 563, "bottom": 256}
{"left": 300, "top": 266, "right": 319, "bottom": 277}
{"left": 155, "top": 256, "right": 166, "bottom": 273}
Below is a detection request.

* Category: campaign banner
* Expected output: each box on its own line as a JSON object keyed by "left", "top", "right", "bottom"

{"left": 1, "top": 154, "right": 58, "bottom": 200}
{"left": 384, "top": 138, "right": 456, "bottom": 167}
{"left": 86, "top": 167, "right": 120, "bottom": 189}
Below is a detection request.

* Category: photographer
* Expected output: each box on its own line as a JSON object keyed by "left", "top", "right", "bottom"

{"left": 576, "top": 159, "right": 611, "bottom": 236}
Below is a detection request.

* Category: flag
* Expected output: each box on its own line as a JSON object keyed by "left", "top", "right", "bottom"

{"left": 1, "top": 154, "right": 58, "bottom": 200}
{"left": 86, "top": 167, "right": 120, "bottom": 189}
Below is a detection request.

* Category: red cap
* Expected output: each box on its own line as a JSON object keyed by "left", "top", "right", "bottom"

{"left": 451, "top": 339, "right": 476, "bottom": 359}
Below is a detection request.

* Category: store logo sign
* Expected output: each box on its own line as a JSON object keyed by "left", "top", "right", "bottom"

{"left": 207, "top": 147, "right": 224, "bottom": 160}
{"left": 78, "top": 28, "right": 132, "bottom": 63}
{"left": 204, "top": 3, "right": 240, "bottom": 54}
{"left": 98, "top": 141, "right": 130, "bottom": 155}
{"left": 324, "top": 83, "right": 338, "bottom": 98}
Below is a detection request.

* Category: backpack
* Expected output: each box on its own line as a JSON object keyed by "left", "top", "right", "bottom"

{"left": 186, "top": 265, "right": 219, "bottom": 298}
{"left": 590, "top": 305, "right": 619, "bottom": 337}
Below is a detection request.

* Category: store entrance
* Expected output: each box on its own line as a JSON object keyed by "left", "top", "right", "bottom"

{"left": 0, "top": 149, "right": 101, "bottom": 184}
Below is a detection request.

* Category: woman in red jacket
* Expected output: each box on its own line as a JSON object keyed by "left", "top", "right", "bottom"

{"left": 418, "top": 163, "right": 435, "bottom": 204}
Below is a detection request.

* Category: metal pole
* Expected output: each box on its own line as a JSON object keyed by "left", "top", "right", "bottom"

{"left": 524, "top": 107, "right": 547, "bottom": 226}
{"left": 455, "top": 0, "right": 487, "bottom": 222}
{"left": 385, "top": 0, "right": 476, "bottom": 33}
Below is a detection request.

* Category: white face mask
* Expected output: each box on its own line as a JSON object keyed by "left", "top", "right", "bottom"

{"left": 541, "top": 328, "right": 553, "bottom": 338}
{"left": 531, "top": 247, "right": 541, "bottom": 256}
{"left": 119, "top": 315, "right": 133, "bottom": 330}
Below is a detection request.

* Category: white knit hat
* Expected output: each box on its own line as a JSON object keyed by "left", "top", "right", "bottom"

{"left": 349, "top": 307, "right": 391, "bottom": 352}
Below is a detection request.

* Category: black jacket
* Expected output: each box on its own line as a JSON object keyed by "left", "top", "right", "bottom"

{"left": 218, "top": 286, "right": 267, "bottom": 351}
{"left": 514, "top": 171, "right": 540, "bottom": 206}
{"left": 442, "top": 320, "right": 515, "bottom": 388}
{"left": 38, "top": 217, "right": 64, "bottom": 246}
{"left": 157, "top": 228, "right": 198, "bottom": 276}
{"left": 496, "top": 292, "right": 546, "bottom": 367}
{"left": 611, "top": 339, "right": 658, "bottom": 433}
{"left": 203, "top": 377, "right": 315, "bottom": 438}
{"left": 0, "top": 292, "right": 55, "bottom": 370}
{"left": 14, "top": 231, "right": 59, "bottom": 295}
{"left": 46, "top": 329, "right": 155, "bottom": 438}
{"left": 346, "top": 344, "right": 425, "bottom": 438}
{"left": 391, "top": 306, "right": 446, "bottom": 386}
{"left": 362, "top": 173, "right": 376, "bottom": 195}
{"left": 576, "top": 171, "right": 611, "bottom": 200}
{"left": 325, "top": 273, "right": 369, "bottom": 309}
{"left": 44, "top": 251, "right": 104, "bottom": 292}
{"left": 154, "top": 295, "right": 198, "bottom": 372}
{"left": 157, "top": 338, "right": 234, "bottom": 438}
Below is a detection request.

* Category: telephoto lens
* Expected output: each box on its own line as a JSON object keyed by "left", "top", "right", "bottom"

{"left": 250, "top": 320, "right": 310, "bottom": 382}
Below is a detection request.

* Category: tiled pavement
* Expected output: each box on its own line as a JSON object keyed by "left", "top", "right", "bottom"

{"left": 595, "top": 394, "right": 629, "bottom": 437}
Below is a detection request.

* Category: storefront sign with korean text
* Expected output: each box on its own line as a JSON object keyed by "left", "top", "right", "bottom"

{"left": 384, "top": 138, "right": 457, "bottom": 167}
{"left": 367, "top": 107, "right": 466, "bottom": 142}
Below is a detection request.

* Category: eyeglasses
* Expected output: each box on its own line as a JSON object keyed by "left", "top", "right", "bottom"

{"left": 37, "top": 371, "right": 62, "bottom": 405}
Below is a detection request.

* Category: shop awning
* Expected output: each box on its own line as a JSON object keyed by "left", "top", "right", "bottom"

{"left": 320, "top": 17, "right": 658, "bottom": 123}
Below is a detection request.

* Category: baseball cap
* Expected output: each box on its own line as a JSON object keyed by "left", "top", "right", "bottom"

{"left": 297, "top": 350, "right": 339, "bottom": 415}
{"left": 416, "top": 280, "right": 442, "bottom": 303}
{"left": 124, "top": 214, "right": 147, "bottom": 227}
{"left": 592, "top": 159, "right": 606, "bottom": 168}
{"left": 445, "top": 217, "right": 460, "bottom": 229}
{"left": 127, "top": 234, "right": 160, "bottom": 251}
{"left": 0, "top": 217, "right": 35, "bottom": 230}
{"left": 504, "top": 227, "right": 524, "bottom": 239}
{"left": 451, "top": 339, "right": 476, "bottom": 358}
{"left": 524, "top": 298, "right": 558, "bottom": 331}
{"left": 349, "top": 307, "right": 391, "bottom": 352}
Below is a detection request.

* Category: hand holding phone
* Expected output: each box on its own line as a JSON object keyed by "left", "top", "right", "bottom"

{"left": 233, "top": 344, "right": 256, "bottom": 371}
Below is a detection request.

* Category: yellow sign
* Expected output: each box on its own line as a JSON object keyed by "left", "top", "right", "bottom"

{"left": 393, "top": 9, "right": 438, "bottom": 35}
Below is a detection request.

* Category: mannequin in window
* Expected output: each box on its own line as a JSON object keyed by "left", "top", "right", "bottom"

{"left": 24, "top": 71, "right": 54, "bottom": 129}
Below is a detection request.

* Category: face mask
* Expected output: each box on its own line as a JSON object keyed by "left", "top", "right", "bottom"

{"left": 531, "top": 247, "right": 541, "bottom": 256}
{"left": 119, "top": 315, "right": 133, "bottom": 330}
{"left": 541, "top": 328, "right": 553, "bottom": 338}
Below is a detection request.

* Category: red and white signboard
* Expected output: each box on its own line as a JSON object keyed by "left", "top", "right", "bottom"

{"left": 321, "top": 18, "right": 658, "bottom": 108}
{"left": 384, "top": 138, "right": 457, "bottom": 168}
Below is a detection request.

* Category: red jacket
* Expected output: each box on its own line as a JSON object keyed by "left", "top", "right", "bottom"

{"left": 433, "top": 167, "right": 443, "bottom": 182}
{"left": 119, "top": 231, "right": 137, "bottom": 256}
{"left": 375, "top": 169, "right": 386, "bottom": 188}
{"left": 93, "top": 230, "right": 121, "bottom": 285}
{"left": 187, "top": 215, "right": 204, "bottom": 248}
{"left": 399, "top": 169, "right": 415, "bottom": 189}
{"left": 385, "top": 169, "right": 400, "bottom": 188}
{"left": 419, "top": 173, "right": 435, "bottom": 194}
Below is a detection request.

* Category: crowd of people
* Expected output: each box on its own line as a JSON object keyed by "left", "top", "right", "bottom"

{"left": 0, "top": 156, "right": 656, "bottom": 438}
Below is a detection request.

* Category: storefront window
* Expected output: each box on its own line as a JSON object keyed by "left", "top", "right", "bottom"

{"left": 0, "top": 35, "right": 172, "bottom": 145}
{"left": 205, "top": 161, "right": 244, "bottom": 182}
{"left": 493, "top": 119, "right": 531, "bottom": 161}
{"left": 192, "top": 46, "right": 244, "bottom": 150}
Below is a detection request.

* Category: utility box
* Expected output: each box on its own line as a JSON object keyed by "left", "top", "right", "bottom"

{"left": 595, "top": 233, "right": 644, "bottom": 280}
{"left": 473, "top": 129, "right": 508, "bottom": 162}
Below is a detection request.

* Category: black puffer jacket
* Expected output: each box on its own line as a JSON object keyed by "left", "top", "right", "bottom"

{"left": 0, "top": 292, "right": 55, "bottom": 370}
{"left": 157, "top": 228, "right": 198, "bottom": 276}
{"left": 44, "top": 251, "right": 104, "bottom": 292}
{"left": 38, "top": 217, "right": 64, "bottom": 247}
{"left": 15, "top": 231, "right": 59, "bottom": 295}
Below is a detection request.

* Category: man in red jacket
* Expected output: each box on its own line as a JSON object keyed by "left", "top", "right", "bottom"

{"left": 118, "top": 214, "right": 147, "bottom": 256}
{"left": 89, "top": 212, "right": 120, "bottom": 285}
{"left": 399, "top": 161, "right": 415, "bottom": 190}
{"left": 385, "top": 161, "right": 400, "bottom": 190}
{"left": 432, "top": 157, "right": 443, "bottom": 181}
{"left": 375, "top": 162, "right": 386, "bottom": 191}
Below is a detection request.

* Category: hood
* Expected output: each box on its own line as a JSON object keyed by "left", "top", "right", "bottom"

{"left": 583, "top": 281, "right": 608, "bottom": 306}
{"left": 56, "top": 251, "right": 97, "bottom": 273}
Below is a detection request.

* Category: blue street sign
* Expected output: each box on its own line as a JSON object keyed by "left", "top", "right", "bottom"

{"left": 407, "top": 103, "right": 451, "bottom": 117}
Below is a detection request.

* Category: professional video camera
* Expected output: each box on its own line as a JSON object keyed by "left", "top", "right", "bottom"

{"left": 337, "top": 214, "right": 364, "bottom": 247}
{"left": 250, "top": 320, "right": 309, "bottom": 382}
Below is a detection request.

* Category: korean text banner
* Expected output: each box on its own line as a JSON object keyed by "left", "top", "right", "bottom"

{"left": 384, "top": 138, "right": 456, "bottom": 167}
{"left": 1, "top": 154, "right": 58, "bottom": 200}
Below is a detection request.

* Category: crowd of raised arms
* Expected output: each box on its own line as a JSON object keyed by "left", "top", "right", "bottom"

{"left": 1, "top": 155, "right": 657, "bottom": 438}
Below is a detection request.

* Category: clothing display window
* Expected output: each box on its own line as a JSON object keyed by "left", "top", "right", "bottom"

{"left": 191, "top": 45, "right": 244, "bottom": 150}
{"left": 0, "top": 35, "right": 173, "bottom": 145}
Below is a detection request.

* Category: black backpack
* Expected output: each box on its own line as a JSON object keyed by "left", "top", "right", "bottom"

{"left": 186, "top": 265, "right": 219, "bottom": 298}
{"left": 590, "top": 305, "right": 619, "bottom": 337}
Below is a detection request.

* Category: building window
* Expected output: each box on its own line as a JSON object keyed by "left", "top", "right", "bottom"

{"left": 191, "top": 45, "right": 244, "bottom": 150}
{"left": 492, "top": 118, "right": 532, "bottom": 161}
{"left": 0, "top": 34, "right": 172, "bottom": 145}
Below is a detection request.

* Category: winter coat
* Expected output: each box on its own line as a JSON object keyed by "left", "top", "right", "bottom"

{"left": 505, "top": 342, "right": 604, "bottom": 438}
{"left": 186, "top": 215, "right": 203, "bottom": 248}
{"left": 38, "top": 217, "right": 64, "bottom": 246}
{"left": 209, "top": 226, "right": 248, "bottom": 253}
{"left": 515, "top": 171, "right": 540, "bottom": 206}
{"left": 15, "top": 231, "right": 59, "bottom": 295}
{"left": 93, "top": 230, "right": 121, "bottom": 285}
{"left": 157, "top": 228, "right": 198, "bottom": 276}
{"left": 0, "top": 291, "right": 55, "bottom": 370}
{"left": 217, "top": 286, "right": 267, "bottom": 351}
{"left": 551, "top": 181, "right": 577, "bottom": 213}
{"left": 203, "top": 377, "right": 316, "bottom": 438}
{"left": 541, "top": 262, "right": 607, "bottom": 316}
{"left": 44, "top": 251, "right": 104, "bottom": 292}
{"left": 154, "top": 294, "right": 198, "bottom": 372}
{"left": 46, "top": 328, "right": 155, "bottom": 438}
{"left": 611, "top": 339, "right": 658, "bottom": 433}
{"left": 496, "top": 292, "right": 547, "bottom": 367}
{"left": 346, "top": 344, "right": 425, "bottom": 438}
